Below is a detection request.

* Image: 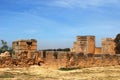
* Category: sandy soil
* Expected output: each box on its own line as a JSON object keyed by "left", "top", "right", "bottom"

{"left": 0, "top": 65, "right": 120, "bottom": 80}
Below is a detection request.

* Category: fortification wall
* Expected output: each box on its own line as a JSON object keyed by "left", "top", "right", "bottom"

{"left": 39, "top": 51, "right": 120, "bottom": 69}
{"left": 1, "top": 51, "right": 120, "bottom": 69}
{"left": 39, "top": 51, "right": 69, "bottom": 69}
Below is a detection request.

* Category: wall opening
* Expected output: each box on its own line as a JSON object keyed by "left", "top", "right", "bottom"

{"left": 43, "top": 51, "right": 46, "bottom": 58}
{"left": 53, "top": 51, "right": 58, "bottom": 59}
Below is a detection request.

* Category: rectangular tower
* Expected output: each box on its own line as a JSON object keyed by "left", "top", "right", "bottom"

{"left": 71, "top": 36, "right": 95, "bottom": 54}
{"left": 102, "top": 38, "right": 115, "bottom": 54}
{"left": 12, "top": 39, "right": 37, "bottom": 58}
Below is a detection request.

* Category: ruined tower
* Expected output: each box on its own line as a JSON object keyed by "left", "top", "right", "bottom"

{"left": 71, "top": 36, "right": 95, "bottom": 54}
{"left": 102, "top": 38, "right": 115, "bottom": 54}
{"left": 12, "top": 39, "right": 37, "bottom": 58}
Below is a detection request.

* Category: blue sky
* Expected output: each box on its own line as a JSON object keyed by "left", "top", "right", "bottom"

{"left": 0, "top": 0, "right": 120, "bottom": 49}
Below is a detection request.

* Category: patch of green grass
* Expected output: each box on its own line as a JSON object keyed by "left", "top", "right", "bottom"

{"left": 0, "top": 72, "right": 14, "bottom": 78}
{"left": 59, "top": 67, "right": 81, "bottom": 71}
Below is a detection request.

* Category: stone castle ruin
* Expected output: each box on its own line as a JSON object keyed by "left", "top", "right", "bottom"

{"left": 0, "top": 35, "right": 120, "bottom": 69}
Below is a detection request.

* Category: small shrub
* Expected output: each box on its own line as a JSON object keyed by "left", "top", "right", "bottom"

{"left": 0, "top": 72, "right": 14, "bottom": 78}
{"left": 59, "top": 67, "right": 81, "bottom": 71}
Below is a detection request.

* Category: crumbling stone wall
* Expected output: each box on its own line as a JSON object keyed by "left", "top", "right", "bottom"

{"left": 37, "top": 51, "right": 120, "bottom": 69}
{"left": 0, "top": 51, "right": 44, "bottom": 68}
{"left": 38, "top": 51, "right": 69, "bottom": 69}
{"left": 0, "top": 51, "right": 120, "bottom": 69}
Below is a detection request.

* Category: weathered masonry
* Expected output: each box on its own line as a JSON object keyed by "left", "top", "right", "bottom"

{"left": 7, "top": 35, "right": 117, "bottom": 69}
{"left": 71, "top": 36, "right": 115, "bottom": 54}
{"left": 102, "top": 38, "right": 115, "bottom": 54}
{"left": 12, "top": 39, "right": 37, "bottom": 58}
{"left": 71, "top": 36, "right": 95, "bottom": 54}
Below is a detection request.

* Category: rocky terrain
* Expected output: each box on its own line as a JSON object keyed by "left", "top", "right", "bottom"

{"left": 0, "top": 65, "right": 120, "bottom": 80}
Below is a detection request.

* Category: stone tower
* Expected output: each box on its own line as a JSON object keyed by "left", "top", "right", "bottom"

{"left": 12, "top": 39, "right": 37, "bottom": 58}
{"left": 71, "top": 36, "right": 95, "bottom": 54}
{"left": 102, "top": 38, "right": 115, "bottom": 54}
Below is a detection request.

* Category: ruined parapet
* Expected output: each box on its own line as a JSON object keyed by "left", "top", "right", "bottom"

{"left": 12, "top": 39, "right": 37, "bottom": 59}
{"left": 71, "top": 36, "right": 95, "bottom": 54}
{"left": 44, "top": 51, "right": 68, "bottom": 68}
{"left": 57, "top": 51, "right": 69, "bottom": 68}
{"left": 102, "top": 38, "right": 115, "bottom": 54}
{"left": 37, "top": 51, "right": 70, "bottom": 69}
{"left": 39, "top": 51, "right": 57, "bottom": 68}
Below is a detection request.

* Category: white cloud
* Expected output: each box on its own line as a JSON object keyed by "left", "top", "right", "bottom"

{"left": 52, "top": 0, "right": 120, "bottom": 8}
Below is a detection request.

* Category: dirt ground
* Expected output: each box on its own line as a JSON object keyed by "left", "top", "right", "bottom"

{"left": 0, "top": 65, "right": 120, "bottom": 80}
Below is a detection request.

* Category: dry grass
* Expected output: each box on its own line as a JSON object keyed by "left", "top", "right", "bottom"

{"left": 0, "top": 65, "right": 120, "bottom": 80}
